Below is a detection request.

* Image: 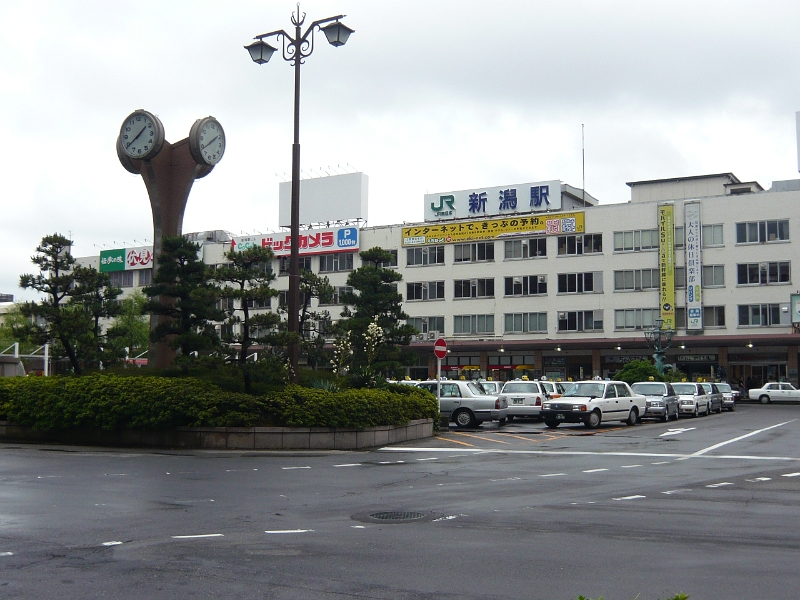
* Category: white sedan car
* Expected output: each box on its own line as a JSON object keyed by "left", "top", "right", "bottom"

{"left": 499, "top": 380, "right": 547, "bottom": 421}
{"left": 748, "top": 382, "right": 800, "bottom": 403}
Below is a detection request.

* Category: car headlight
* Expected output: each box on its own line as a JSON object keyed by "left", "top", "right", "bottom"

{"left": 650, "top": 401, "right": 662, "bottom": 407}
{"left": 572, "top": 404, "right": 587, "bottom": 411}
{"left": 680, "top": 400, "right": 693, "bottom": 405}
{"left": 542, "top": 403, "right": 551, "bottom": 410}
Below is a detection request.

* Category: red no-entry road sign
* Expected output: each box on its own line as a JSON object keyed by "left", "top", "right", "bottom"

{"left": 433, "top": 338, "right": 448, "bottom": 360}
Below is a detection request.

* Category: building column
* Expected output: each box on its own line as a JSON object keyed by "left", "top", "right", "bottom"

{"left": 788, "top": 346, "right": 799, "bottom": 387}
{"left": 428, "top": 355, "right": 436, "bottom": 380}
{"left": 592, "top": 349, "right": 601, "bottom": 378}
{"left": 534, "top": 350, "right": 543, "bottom": 377}
{"left": 718, "top": 346, "right": 729, "bottom": 381}
{"left": 480, "top": 351, "right": 488, "bottom": 379}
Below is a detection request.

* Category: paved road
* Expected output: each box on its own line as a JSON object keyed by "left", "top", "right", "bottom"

{"left": 1, "top": 404, "right": 800, "bottom": 599}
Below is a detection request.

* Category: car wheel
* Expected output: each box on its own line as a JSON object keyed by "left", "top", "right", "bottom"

{"left": 672, "top": 407, "right": 680, "bottom": 420}
{"left": 760, "top": 395, "right": 770, "bottom": 404}
{"left": 626, "top": 408, "right": 638, "bottom": 426}
{"left": 730, "top": 403, "right": 736, "bottom": 412}
{"left": 585, "top": 410, "right": 601, "bottom": 429}
{"left": 661, "top": 410, "right": 668, "bottom": 422}
{"left": 693, "top": 404, "right": 699, "bottom": 417}
{"left": 453, "top": 409, "right": 477, "bottom": 429}
{"left": 506, "top": 415, "right": 514, "bottom": 422}
{"left": 545, "top": 420, "right": 560, "bottom": 429}
{"left": 498, "top": 417, "right": 507, "bottom": 426}
{"left": 716, "top": 403, "right": 722, "bottom": 414}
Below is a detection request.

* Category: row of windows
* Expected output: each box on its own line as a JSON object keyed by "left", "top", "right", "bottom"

{"left": 109, "top": 269, "right": 152, "bottom": 288}
{"left": 408, "top": 304, "right": 790, "bottom": 337}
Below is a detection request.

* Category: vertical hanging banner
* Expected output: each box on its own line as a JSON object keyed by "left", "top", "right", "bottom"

{"left": 658, "top": 204, "right": 676, "bottom": 329}
{"left": 685, "top": 202, "right": 703, "bottom": 330}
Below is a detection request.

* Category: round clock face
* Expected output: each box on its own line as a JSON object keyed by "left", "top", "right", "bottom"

{"left": 119, "top": 110, "right": 164, "bottom": 160}
{"left": 189, "top": 116, "right": 226, "bottom": 166}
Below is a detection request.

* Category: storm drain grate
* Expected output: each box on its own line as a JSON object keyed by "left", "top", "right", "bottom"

{"left": 368, "top": 511, "right": 427, "bottom": 522}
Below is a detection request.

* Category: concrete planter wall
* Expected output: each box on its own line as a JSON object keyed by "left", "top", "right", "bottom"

{"left": 0, "top": 419, "right": 434, "bottom": 450}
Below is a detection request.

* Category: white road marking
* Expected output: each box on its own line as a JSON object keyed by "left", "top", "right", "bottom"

{"left": 417, "top": 457, "right": 439, "bottom": 461}
{"left": 432, "top": 515, "right": 461, "bottom": 521}
{"left": 351, "top": 525, "right": 365, "bottom": 529}
{"left": 490, "top": 477, "right": 521, "bottom": 481}
{"left": 620, "top": 464, "right": 642, "bottom": 468}
{"left": 37, "top": 476, "right": 61, "bottom": 479}
{"left": 613, "top": 495, "right": 646, "bottom": 501}
{"left": 103, "top": 473, "right": 127, "bottom": 476}
{"left": 782, "top": 472, "right": 800, "bottom": 477}
{"left": 265, "top": 529, "right": 313, "bottom": 534}
{"left": 539, "top": 473, "right": 566, "bottom": 477}
{"left": 0, "top": 552, "right": 13, "bottom": 556}
{"left": 334, "top": 463, "right": 362, "bottom": 467}
{"left": 690, "top": 420, "right": 797, "bottom": 457}
{"left": 662, "top": 489, "right": 692, "bottom": 495}
{"left": 281, "top": 466, "right": 311, "bottom": 470}
{"left": 171, "top": 534, "right": 224, "bottom": 539}
{"left": 746, "top": 477, "right": 772, "bottom": 482}
{"left": 583, "top": 468, "right": 609, "bottom": 473}
{"left": 660, "top": 428, "right": 696, "bottom": 437}
{"left": 651, "top": 461, "right": 670, "bottom": 465}
{"left": 102, "top": 541, "right": 123, "bottom": 546}
{"left": 706, "top": 482, "right": 734, "bottom": 488}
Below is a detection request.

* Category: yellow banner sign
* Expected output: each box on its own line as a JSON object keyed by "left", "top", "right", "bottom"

{"left": 402, "top": 212, "right": 585, "bottom": 246}
{"left": 658, "top": 204, "right": 675, "bottom": 329}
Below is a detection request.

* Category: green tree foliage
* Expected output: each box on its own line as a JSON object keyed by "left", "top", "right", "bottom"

{"left": 15, "top": 234, "right": 122, "bottom": 374}
{"left": 143, "top": 236, "right": 223, "bottom": 364}
{"left": 107, "top": 290, "right": 150, "bottom": 359}
{"left": 211, "top": 245, "right": 281, "bottom": 392}
{"left": 616, "top": 359, "right": 663, "bottom": 384}
{"left": 0, "top": 304, "right": 37, "bottom": 355}
{"left": 298, "top": 269, "right": 334, "bottom": 369}
{"left": 339, "top": 247, "right": 415, "bottom": 380}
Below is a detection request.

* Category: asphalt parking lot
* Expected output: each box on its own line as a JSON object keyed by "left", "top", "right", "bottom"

{"left": 2, "top": 403, "right": 800, "bottom": 599}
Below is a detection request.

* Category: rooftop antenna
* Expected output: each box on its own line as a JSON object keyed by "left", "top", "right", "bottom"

{"left": 582, "top": 123, "right": 586, "bottom": 208}
{"left": 346, "top": 162, "right": 357, "bottom": 173}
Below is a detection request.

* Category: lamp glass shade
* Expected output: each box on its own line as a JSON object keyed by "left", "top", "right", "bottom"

{"left": 245, "top": 40, "right": 277, "bottom": 64}
{"left": 321, "top": 21, "right": 354, "bottom": 47}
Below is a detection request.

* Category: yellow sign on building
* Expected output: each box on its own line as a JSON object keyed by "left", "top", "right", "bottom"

{"left": 402, "top": 212, "right": 585, "bottom": 246}
{"left": 658, "top": 204, "right": 675, "bottom": 329}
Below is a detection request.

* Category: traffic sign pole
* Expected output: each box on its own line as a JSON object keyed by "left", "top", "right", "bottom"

{"left": 433, "top": 338, "right": 448, "bottom": 429}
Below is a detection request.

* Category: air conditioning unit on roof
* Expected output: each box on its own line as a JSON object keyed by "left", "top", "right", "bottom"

{"left": 538, "top": 275, "right": 547, "bottom": 283}
{"left": 428, "top": 331, "right": 440, "bottom": 340}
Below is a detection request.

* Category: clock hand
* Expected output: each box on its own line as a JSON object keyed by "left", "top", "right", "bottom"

{"left": 203, "top": 136, "right": 219, "bottom": 149}
{"left": 126, "top": 126, "right": 147, "bottom": 149}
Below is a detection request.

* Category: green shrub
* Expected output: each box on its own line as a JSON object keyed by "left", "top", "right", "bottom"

{"left": 0, "top": 374, "right": 438, "bottom": 431}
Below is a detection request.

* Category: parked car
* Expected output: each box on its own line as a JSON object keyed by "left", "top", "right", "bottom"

{"left": 499, "top": 380, "right": 547, "bottom": 421}
{"left": 540, "top": 380, "right": 646, "bottom": 429}
{"left": 672, "top": 382, "right": 714, "bottom": 417}
{"left": 477, "top": 381, "right": 503, "bottom": 395}
{"left": 416, "top": 380, "right": 508, "bottom": 428}
{"left": 699, "top": 382, "right": 724, "bottom": 413}
{"left": 539, "top": 380, "right": 567, "bottom": 398}
{"left": 748, "top": 382, "right": 800, "bottom": 403}
{"left": 631, "top": 381, "right": 680, "bottom": 421}
{"left": 716, "top": 382, "right": 739, "bottom": 411}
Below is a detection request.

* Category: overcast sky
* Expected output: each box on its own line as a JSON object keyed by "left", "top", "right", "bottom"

{"left": 3, "top": 0, "right": 800, "bottom": 299}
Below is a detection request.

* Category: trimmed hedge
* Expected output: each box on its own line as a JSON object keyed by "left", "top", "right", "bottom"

{"left": 0, "top": 375, "right": 438, "bottom": 431}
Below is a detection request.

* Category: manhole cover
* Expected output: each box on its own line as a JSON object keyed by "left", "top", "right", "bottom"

{"left": 369, "top": 511, "right": 426, "bottom": 521}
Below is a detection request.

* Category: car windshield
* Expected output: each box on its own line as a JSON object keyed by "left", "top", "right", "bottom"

{"left": 502, "top": 382, "right": 538, "bottom": 394}
{"left": 467, "top": 382, "right": 486, "bottom": 395}
{"left": 631, "top": 383, "right": 666, "bottom": 395}
{"left": 672, "top": 383, "right": 697, "bottom": 395}
{"left": 716, "top": 383, "right": 732, "bottom": 393}
{"left": 563, "top": 382, "right": 605, "bottom": 398}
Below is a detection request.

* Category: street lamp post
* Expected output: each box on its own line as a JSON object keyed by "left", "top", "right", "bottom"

{"left": 644, "top": 318, "right": 675, "bottom": 374}
{"left": 245, "top": 6, "right": 353, "bottom": 381}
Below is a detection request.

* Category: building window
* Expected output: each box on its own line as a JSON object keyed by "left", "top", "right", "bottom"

{"left": 702, "top": 224, "right": 724, "bottom": 247}
{"left": 557, "top": 310, "right": 603, "bottom": 332}
{"left": 454, "top": 314, "right": 495, "bottom": 335}
{"left": 407, "top": 245, "right": 445, "bottom": 266}
{"left": 217, "top": 297, "right": 236, "bottom": 312}
{"left": 557, "top": 234, "right": 602, "bottom": 256}
{"left": 454, "top": 278, "right": 494, "bottom": 299}
{"left": 378, "top": 250, "right": 398, "bottom": 268}
{"left": 675, "top": 266, "right": 686, "bottom": 289}
{"left": 557, "top": 272, "right": 602, "bottom": 294}
{"left": 704, "top": 305, "right": 726, "bottom": 327}
{"left": 674, "top": 226, "right": 685, "bottom": 249}
{"left": 406, "top": 281, "right": 445, "bottom": 301}
{"left": 738, "top": 304, "right": 784, "bottom": 327}
{"left": 504, "top": 238, "right": 546, "bottom": 259}
{"left": 675, "top": 307, "right": 686, "bottom": 328}
{"left": 279, "top": 256, "right": 312, "bottom": 275}
{"left": 319, "top": 285, "right": 353, "bottom": 305}
{"left": 137, "top": 268, "right": 152, "bottom": 286}
{"left": 504, "top": 275, "right": 547, "bottom": 296}
{"left": 736, "top": 262, "right": 790, "bottom": 285}
{"left": 454, "top": 242, "right": 494, "bottom": 263}
{"left": 504, "top": 312, "right": 547, "bottom": 333}
{"left": 278, "top": 290, "right": 309, "bottom": 307}
{"left": 110, "top": 271, "right": 134, "bottom": 288}
{"left": 701, "top": 265, "right": 725, "bottom": 287}
{"left": 319, "top": 253, "right": 353, "bottom": 273}
{"left": 246, "top": 298, "right": 270, "bottom": 309}
{"left": 613, "top": 229, "right": 658, "bottom": 252}
{"left": 408, "top": 316, "right": 445, "bottom": 335}
{"left": 614, "top": 269, "right": 659, "bottom": 291}
{"left": 736, "top": 219, "right": 789, "bottom": 244}
{"left": 614, "top": 308, "right": 660, "bottom": 331}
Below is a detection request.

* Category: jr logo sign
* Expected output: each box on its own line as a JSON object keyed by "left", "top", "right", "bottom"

{"left": 430, "top": 195, "right": 455, "bottom": 217}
